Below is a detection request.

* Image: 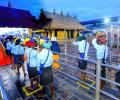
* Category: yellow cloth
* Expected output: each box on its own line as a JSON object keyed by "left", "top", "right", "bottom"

{"left": 39, "top": 39, "right": 45, "bottom": 46}
{"left": 24, "top": 38, "right": 30, "bottom": 45}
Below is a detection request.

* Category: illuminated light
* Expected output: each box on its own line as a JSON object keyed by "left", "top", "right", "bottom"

{"left": 104, "top": 18, "right": 110, "bottom": 24}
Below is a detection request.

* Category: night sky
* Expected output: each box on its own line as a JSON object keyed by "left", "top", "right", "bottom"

{"left": 0, "top": 0, "right": 120, "bottom": 21}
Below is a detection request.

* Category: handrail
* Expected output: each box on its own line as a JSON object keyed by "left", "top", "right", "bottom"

{"left": 100, "top": 90, "right": 120, "bottom": 100}
{"left": 59, "top": 57, "right": 117, "bottom": 77}
{"left": 59, "top": 61, "right": 96, "bottom": 77}
{"left": 58, "top": 60, "right": 120, "bottom": 87}
{"left": 56, "top": 52, "right": 120, "bottom": 70}
{"left": 100, "top": 77, "right": 120, "bottom": 87}
{"left": 59, "top": 58, "right": 95, "bottom": 71}
{"left": 54, "top": 52, "right": 120, "bottom": 100}
{"left": 56, "top": 52, "right": 97, "bottom": 63}
{"left": 53, "top": 68, "right": 96, "bottom": 90}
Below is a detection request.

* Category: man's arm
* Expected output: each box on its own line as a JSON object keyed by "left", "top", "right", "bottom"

{"left": 92, "top": 38, "right": 100, "bottom": 50}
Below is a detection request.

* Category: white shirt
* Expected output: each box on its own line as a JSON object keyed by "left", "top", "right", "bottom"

{"left": 92, "top": 39, "right": 108, "bottom": 60}
{"left": 25, "top": 47, "right": 38, "bottom": 67}
{"left": 72, "top": 40, "right": 89, "bottom": 59}
{"left": 37, "top": 48, "right": 53, "bottom": 71}
{"left": 13, "top": 45, "right": 24, "bottom": 55}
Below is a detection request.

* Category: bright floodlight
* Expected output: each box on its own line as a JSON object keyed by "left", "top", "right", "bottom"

{"left": 104, "top": 18, "right": 110, "bottom": 24}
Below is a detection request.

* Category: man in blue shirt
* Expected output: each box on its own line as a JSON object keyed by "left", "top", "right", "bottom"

{"left": 24, "top": 39, "right": 39, "bottom": 90}
{"left": 13, "top": 39, "right": 25, "bottom": 76}
{"left": 37, "top": 38, "right": 54, "bottom": 99}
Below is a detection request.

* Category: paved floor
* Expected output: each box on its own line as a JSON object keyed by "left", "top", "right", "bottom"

{"left": 0, "top": 61, "right": 119, "bottom": 100}
{"left": 0, "top": 64, "right": 94, "bottom": 100}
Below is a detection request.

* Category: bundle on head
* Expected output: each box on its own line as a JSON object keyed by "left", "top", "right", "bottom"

{"left": 96, "top": 31, "right": 107, "bottom": 44}
{"left": 97, "top": 37, "right": 107, "bottom": 44}
{"left": 96, "top": 31, "right": 106, "bottom": 38}
{"left": 24, "top": 38, "right": 36, "bottom": 47}
{"left": 39, "top": 37, "right": 51, "bottom": 49}
{"left": 77, "top": 32, "right": 86, "bottom": 41}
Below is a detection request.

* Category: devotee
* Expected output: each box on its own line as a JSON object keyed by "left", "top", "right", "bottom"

{"left": 51, "top": 37, "right": 60, "bottom": 53}
{"left": 92, "top": 31, "right": 108, "bottom": 89}
{"left": 6, "top": 35, "right": 14, "bottom": 67}
{"left": 37, "top": 38, "right": 54, "bottom": 99}
{"left": 10, "top": 37, "right": 16, "bottom": 69}
{"left": 3, "top": 37, "right": 8, "bottom": 49}
{"left": 24, "top": 39, "right": 39, "bottom": 89}
{"left": 19, "top": 40, "right": 26, "bottom": 77}
{"left": 72, "top": 33, "right": 89, "bottom": 81}
{"left": 13, "top": 39, "right": 25, "bottom": 76}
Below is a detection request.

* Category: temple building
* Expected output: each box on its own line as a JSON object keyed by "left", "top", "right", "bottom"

{"left": 38, "top": 9, "right": 86, "bottom": 42}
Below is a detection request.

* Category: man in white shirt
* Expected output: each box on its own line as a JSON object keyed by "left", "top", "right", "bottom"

{"left": 92, "top": 33, "right": 108, "bottom": 89}
{"left": 73, "top": 35, "right": 89, "bottom": 80}
{"left": 92, "top": 38, "right": 108, "bottom": 61}
{"left": 37, "top": 38, "right": 54, "bottom": 99}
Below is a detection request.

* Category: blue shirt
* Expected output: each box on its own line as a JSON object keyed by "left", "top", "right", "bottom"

{"left": 37, "top": 49, "right": 53, "bottom": 71}
{"left": 11, "top": 42, "right": 15, "bottom": 54}
{"left": 25, "top": 47, "right": 38, "bottom": 67}
{"left": 6, "top": 41, "right": 12, "bottom": 50}
{"left": 13, "top": 45, "right": 24, "bottom": 55}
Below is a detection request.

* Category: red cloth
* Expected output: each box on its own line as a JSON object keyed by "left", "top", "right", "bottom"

{"left": 96, "top": 32, "right": 106, "bottom": 39}
{"left": 25, "top": 41, "right": 36, "bottom": 47}
{"left": 0, "top": 43, "right": 13, "bottom": 67}
{"left": 97, "top": 37, "right": 107, "bottom": 44}
{"left": 0, "top": 51, "right": 13, "bottom": 67}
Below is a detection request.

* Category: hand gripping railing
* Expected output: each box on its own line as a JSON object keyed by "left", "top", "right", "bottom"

{"left": 53, "top": 52, "right": 120, "bottom": 100}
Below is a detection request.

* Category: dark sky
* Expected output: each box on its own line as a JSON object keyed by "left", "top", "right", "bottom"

{"left": 0, "top": 0, "right": 120, "bottom": 21}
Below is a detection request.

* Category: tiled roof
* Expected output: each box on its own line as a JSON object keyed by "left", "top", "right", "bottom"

{"left": 0, "top": 6, "right": 37, "bottom": 28}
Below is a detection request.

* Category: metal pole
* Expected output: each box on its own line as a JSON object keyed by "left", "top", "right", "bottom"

{"left": 118, "top": 27, "right": 120, "bottom": 50}
{"left": 64, "top": 29, "right": 67, "bottom": 54}
{"left": 109, "top": 25, "right": 113, "bottom": 64}
{"left": 95, "top": 60, "right": 101, "bottom": 100}
{"left": 117, "top": 28, "right": 119, "bottom": 50}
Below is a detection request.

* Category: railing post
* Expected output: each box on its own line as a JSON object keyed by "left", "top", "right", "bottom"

{"left": 96, "top": 60, "right": 101, "bottom": 100}
{"left": 64, "top": 29, "right": 67, "bottom": 54}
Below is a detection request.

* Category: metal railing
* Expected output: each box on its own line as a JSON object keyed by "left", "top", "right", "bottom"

{"left": 53, "top": 52, "right": 120, "bottom": 100}
{"left": 59, "top": 43, "right": 120, "bottom": 64}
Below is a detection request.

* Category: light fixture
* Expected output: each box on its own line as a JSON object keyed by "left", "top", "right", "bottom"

{"left": 104, "top": 18, "right": 110, "bottom": 24}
